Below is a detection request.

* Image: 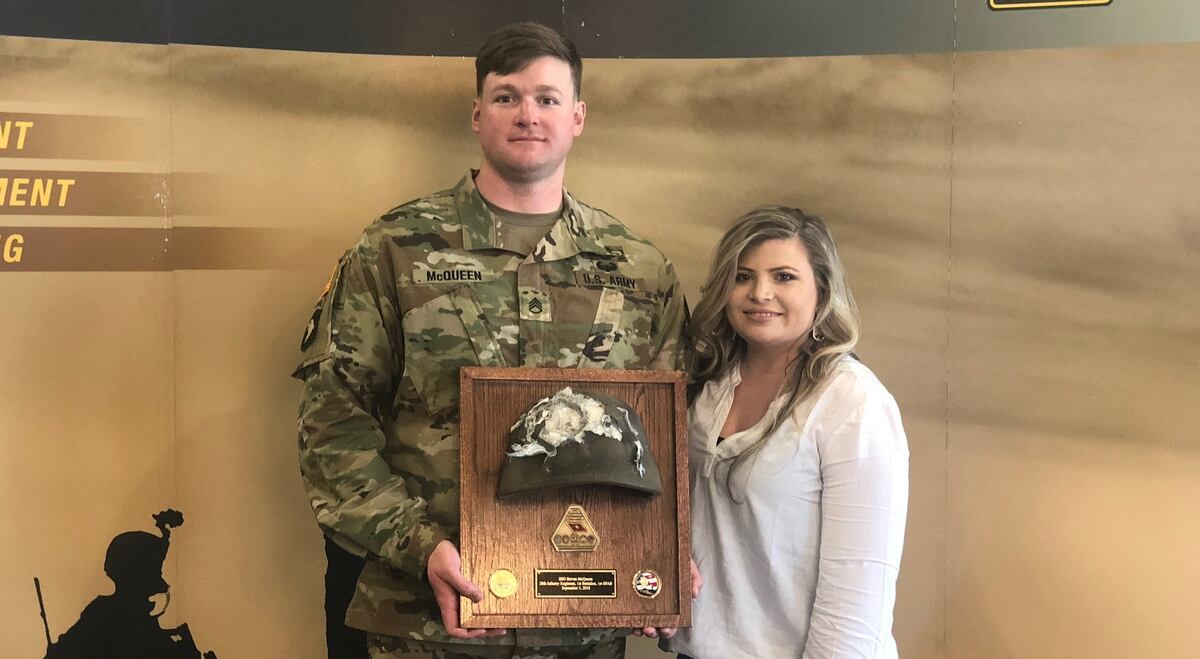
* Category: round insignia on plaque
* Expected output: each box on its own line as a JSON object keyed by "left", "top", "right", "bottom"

{"left": 632, "top": 569, "right": 662, "bottom": 599}
{"left": 489, "top": 569, "right": 518, "bottom": 599}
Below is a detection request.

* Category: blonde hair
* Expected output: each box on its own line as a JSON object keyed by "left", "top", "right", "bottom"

{"left": 690, "top": 207, "right": 861, "bottom": 497}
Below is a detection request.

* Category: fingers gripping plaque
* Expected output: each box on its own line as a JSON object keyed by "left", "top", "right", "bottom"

{"left": 498, "top": 387, "right": 663, "bottom": 497}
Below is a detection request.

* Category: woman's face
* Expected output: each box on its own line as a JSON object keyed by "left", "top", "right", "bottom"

{"left": 724, "top": 237, "right": 819, "bottom": 357}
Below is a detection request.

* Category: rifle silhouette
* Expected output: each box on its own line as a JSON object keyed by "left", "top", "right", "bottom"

{"left": 35, "top": 577, "right": 52, "bottom": 650}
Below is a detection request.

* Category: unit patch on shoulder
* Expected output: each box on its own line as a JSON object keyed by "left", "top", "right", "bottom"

{"left": 301, "top": 261, "right": 342, "bottom": 352}
{"left": 300, "top": 305, "right": 322, "bottom": 351}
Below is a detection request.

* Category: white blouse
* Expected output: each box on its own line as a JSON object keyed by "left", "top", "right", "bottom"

{"left": 668, "top": 358, "right": 908, "bottom": 659}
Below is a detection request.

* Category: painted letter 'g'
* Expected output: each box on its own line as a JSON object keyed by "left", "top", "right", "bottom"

{"left": 3, "top": 234, "right": 24, "bottom": 263}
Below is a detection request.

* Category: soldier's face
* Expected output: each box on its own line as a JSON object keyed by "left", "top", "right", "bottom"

{"left": 472, "top": 56, "right": 586, "bottom": 185}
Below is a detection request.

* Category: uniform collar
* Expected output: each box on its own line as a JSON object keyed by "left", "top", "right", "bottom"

{"left": 453, "top": 170, "right": 611, "bottom": 261}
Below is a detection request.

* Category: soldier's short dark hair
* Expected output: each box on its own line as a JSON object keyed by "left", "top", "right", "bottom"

{"left": 475, "top": 22, "right": 582, "bottom": 99}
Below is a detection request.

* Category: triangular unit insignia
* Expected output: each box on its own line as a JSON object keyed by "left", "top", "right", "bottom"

{"left": 551, "top": 504, "right": 600, "bottom": 553}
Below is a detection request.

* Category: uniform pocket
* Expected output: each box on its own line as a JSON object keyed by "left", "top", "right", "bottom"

{"left": 401, "top": 286, "right": 494, "bottom": 417}
{"left": 608, "top": 287, "right": 664, "bottom": 368}
{"left": 578, "top": 287, "right": 625, "bottom": 368}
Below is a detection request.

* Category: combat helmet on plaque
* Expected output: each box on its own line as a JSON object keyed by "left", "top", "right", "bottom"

{"left": 498, "top": 387, "right": 663, "bottom": 497}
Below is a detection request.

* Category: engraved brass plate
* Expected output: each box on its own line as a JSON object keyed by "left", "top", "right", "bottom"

{"left": 535, "top": 570, "right": 618, "bottom": 599}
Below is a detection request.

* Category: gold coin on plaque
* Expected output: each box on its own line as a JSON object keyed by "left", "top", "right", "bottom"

{"left": 488, "top": 568, "right": 519, "bottom": 599}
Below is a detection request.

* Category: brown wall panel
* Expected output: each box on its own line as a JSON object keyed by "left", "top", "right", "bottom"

{"left": 0, "top": 273, "right": 176, "bottom": 653}
{"left": 172, "top": 271, "right": 329, "bottom": 656}
{"left": 163, "top": 45, "right": 484, "bottom": 657}
{"left": 947, "top": 43, "right": 1200, "bottom": 658}
{"left": 0, "top": 36, "right": 177, "bottom": 657}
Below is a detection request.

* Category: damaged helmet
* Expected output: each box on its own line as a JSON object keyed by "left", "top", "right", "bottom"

{"left": 498, "top": 387, "right": 663, "bottom": 497}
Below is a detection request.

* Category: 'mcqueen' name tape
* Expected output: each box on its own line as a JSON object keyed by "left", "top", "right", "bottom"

{"left": 413, "top": 267, "right": 491, "bottom": 284}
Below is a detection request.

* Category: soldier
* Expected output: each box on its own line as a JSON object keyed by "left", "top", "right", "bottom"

{"left": 293, "top": 21, "right": 689, "bottom": 659}
{"left": 45, "top": 510, "right": 217, "bottom": 659}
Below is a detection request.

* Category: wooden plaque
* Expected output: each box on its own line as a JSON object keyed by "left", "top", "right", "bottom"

{"left": 459, "top": 367, "right": 690, "bottom": 629}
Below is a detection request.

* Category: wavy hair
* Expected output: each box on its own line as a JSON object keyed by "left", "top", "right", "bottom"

{"left": 690, "top": 207, "right": 861, "bottom": 498}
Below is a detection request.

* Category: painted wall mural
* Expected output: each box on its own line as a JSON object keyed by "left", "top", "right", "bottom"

{"left": 40, "top": 510, "right": 218, "bottom": 658}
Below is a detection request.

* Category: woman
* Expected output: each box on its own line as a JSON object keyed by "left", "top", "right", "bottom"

{"left": 667, "top": 207, "right": 908, "bottom": 659}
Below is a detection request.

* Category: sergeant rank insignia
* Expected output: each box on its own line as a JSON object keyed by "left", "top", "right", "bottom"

{"left": 551, "top": 504, "right": 600, "bottom": 552}
{"left": 519, "top": 289, "right": 552, "bottom": 322}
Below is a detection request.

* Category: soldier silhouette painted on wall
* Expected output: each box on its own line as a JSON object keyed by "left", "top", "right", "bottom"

{"left": 44, "top": 509, "right": 217, "bottom": 659}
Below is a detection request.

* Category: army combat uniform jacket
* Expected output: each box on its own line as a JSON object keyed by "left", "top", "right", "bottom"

{"left": 294, "top": 173, "right": 688, "bottom": 649}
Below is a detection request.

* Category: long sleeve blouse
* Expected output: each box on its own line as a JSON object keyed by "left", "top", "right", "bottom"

{"left": 668, "top": 357, "right": 908, "bottom": 659}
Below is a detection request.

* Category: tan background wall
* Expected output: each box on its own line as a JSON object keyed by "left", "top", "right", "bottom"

{"left": 947, "top": 45, "right": 1200, "bottom": 657}
{"left": 2, "top": 34, "right": 1197, "bottom": 658}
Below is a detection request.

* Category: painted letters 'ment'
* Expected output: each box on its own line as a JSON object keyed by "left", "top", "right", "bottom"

{"left": 0, "top": 120, "right": 35, "bottom": 150}
{"left": 0, "top": 178, "right": 76, "bottom": 207}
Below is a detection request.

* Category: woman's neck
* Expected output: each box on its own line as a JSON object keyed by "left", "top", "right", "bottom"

{"left": 740, "top": 343, "right": 798, "bottom": 382}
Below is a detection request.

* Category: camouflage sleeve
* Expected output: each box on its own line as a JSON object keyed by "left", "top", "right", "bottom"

{"left": 649, "top": 258, "right": 692, "bottom": 372}
{"left": 293, "top": 241, "right": 450, "bottom": 580}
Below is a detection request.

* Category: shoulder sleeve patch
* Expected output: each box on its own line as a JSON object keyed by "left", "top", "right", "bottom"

{"left": 292, "top": 258, "right": 347, "bottom": 378}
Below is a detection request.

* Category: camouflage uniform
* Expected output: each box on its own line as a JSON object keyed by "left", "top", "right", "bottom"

{"left": 293, "top": 172, "right": 688, "bottom": 656}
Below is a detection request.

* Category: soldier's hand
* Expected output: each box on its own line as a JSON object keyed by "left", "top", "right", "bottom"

{"left": 426, "top": 540, "right": 507, "bottom": 639}
{"left": 690, "top": 557, "right": 703, "bottom": 598}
